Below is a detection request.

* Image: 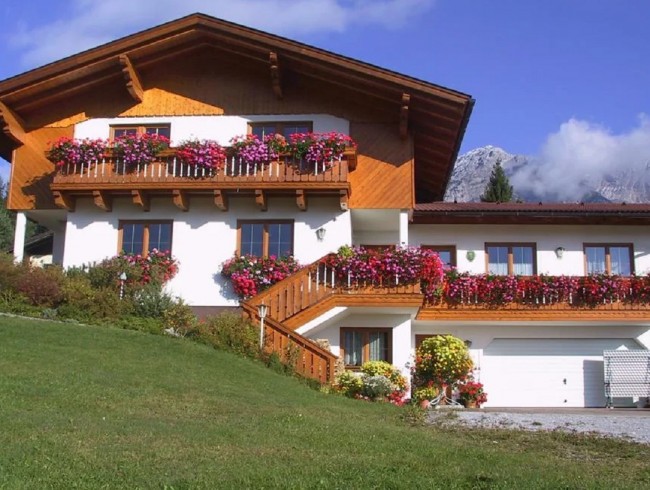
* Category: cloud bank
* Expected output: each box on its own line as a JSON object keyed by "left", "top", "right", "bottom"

{"left": 8, "top": 0, "right": 435, "bottom": 69}
{"left": 510, "top": 115, "right": 650, "bottom": 201}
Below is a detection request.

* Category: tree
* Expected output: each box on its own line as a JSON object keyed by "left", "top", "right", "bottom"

{"left": 481, "top": 160, "right": 514, "bottom": 202}
{"left": 0, "top": 177, "right": 14, "bottom": 250}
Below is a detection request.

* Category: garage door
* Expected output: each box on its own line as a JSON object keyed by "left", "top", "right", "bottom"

{"left": 481, "top": 338, "right": 642, "bottom": 407}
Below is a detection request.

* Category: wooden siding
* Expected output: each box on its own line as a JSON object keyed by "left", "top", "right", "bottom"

{"left": 348, "top": 122, "right": 414, "bottom": 209}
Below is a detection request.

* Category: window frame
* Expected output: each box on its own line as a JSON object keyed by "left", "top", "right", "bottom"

{"left": 248, "top": 121, "right": 313, "bottom": 138}
{"left": 484, "top": 242, "right": 537, "bottom": 276}
{"left": 118, "top": 220, "right": 173, "bottom": 256}
{"left": 340, "top": 327, "right": 392, "bottom": 369}
{"left": 236, "top": 220, "right": 294, "bottom": 258}
{"left": 583, "top": 243, "right": 634, "bottom": 276}
{"left": 110, "top": 124, "right": 171, "bottom": 140}
{"left": 421, "top": 245, "right": 457, "bottom": 268}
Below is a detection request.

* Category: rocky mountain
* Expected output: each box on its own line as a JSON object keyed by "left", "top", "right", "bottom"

{"left": 445, "top": 146, "right": 650, "bottom": 203}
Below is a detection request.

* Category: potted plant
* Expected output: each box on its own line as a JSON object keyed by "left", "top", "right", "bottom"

{"left": 47, "top": 137, "right": 107, "bottom": 170}
{"left": 412, "top": 383, "right": 440, "bottom": 409}
{"left": 113, "top": 132, "right": 169, "bottom": 168}
{"left": 287, "top": 131, "right": 355, "bottom": 171}
{"left": 457, "top": 379, "right": 488, "bottom": 408}
{"left": 176, "top": 139, "right": 226, "bottom": 171}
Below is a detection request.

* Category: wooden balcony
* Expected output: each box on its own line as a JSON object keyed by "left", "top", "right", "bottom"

{"left": 50, "top": 148, "right": 355, "bottom": 212}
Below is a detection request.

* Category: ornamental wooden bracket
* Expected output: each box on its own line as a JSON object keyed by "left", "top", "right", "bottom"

{"left": 53, "top": 191, "right": 75, "bottom": 212}
{"left": 131, "top": 190, "right": 150, "bottom": 211}
{"left": 0, "top": 100, "right": 26, "bottom": 146}
{"left": 93, "top": 190, "right": 112, "bottom": 212}
{"left": 269, "top": 52, "right": 283, "bottom": 99}
{"left": 214, "top": 190, "right": 228, "bottom": 211}
{"left": 296, "top": 190, "right": 307, "bottom": 211}
{"left": 339, "top": 190, "right": 349, "bottom": 211}
{"left": 255, "top": 189, "right": 267, "bottom": 211}
{"left": 399, "top": 93, "right": 410, "bottom": 140}
{"left": 172, "top": 189, "right": 189, "bottom": 211}
{"left": 119, "top": 54, "right": 144, "bottom": 103}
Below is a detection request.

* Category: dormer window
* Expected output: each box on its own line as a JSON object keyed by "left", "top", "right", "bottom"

{"left": 111, "top": 124, "right": 171, "bottom": 140}
{"left": 250, "top": 121, "right": 312, "bottom": 139}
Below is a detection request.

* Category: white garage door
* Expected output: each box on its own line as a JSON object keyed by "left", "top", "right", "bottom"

{"left": 481, "top": 338, "right": 642, "bottom": 407}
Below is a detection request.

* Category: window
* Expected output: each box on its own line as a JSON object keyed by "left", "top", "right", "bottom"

{"left": 485, "top": 243, "right": 536, "bottom": 275}
{"left": 584, "top": 244, "right": 634, "bottom": 275}
{"left": 237, "top": 220, "right": 293, "bottom": 258}
{"left": 340, "top": 328, "right": 392, "bottom": 367}
{"left": 119, "top": 221, "right": 173, "bottom": 255}
{"left": 110, "top": 124, "right": 171, "bottom": 140}
{"left": 422, "top": 245, "right": 457, "bottom": 268}
{"left": 250, "top": 121, "right": 312, "bottom": 139}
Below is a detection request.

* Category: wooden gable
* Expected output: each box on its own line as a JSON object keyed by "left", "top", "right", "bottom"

{"left": 0, "top": 13, "right": 473, "bottom": 210}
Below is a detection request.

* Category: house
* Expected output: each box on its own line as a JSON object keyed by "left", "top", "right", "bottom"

{"left": 1, "top": 13, "right": 648, "bottom": 408}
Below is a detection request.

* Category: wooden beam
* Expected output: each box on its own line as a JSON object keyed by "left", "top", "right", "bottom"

{"left": 172, "top": 189, "right": 189, "bottom": 211}
{"left": 92, "top": 190, "right": 112, "bottom": 212}
{"left": 214, "top": 190, "right": 228, "bottom": 211}
{"left": 255, "top": 189, "right": 267, "bottom": 211}
{"left": 52, "top": 191, "right": 75, "bottom": 211}
{"left": 339, "top": 190, "right": 349, "bottom": 211}
{"left": 269, "top": 51, "right": 283, "bottom": 99}
{"left": 399, "top": 93, "right": 410, "bottom": 140}
{"left": 131, "top": 190, "right": 150, "bottom": 211}
{"left": 296, "top": 190, "right": 307, "bottom": 211}
{"left": 0, "top": 100, "right": 26, "bottom": 146}
{"left": 118, "top": 54, "right": 144, "bottom": 103}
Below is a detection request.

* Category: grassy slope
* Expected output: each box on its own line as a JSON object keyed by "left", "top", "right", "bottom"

{"left": 0, "top": 317, "right": 649, "bottom": 489}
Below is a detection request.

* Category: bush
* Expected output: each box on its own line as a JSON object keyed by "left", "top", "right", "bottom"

{"left": 162, "top": 300, "right": 196, "bottom": 334}
{"left": 132, "top": 284, "right": 174, "bottom": 318}
{"left": 362, "top": 375, "right": 394, "bottom": 399}
{"left": 110, "top": 315, "right": 165, "bottom": 335}
{"left": 58, "top": 275, "right": 127, "bottom": 322}
{"left": 187, "top": 313, "right": 260, "bottom": 359}
{"left": 0, "top": 253, "right": 25, "bottom": 291}
{"left": 15, "top": 266, "right": 65, "bottom": 307}
{"left": 335, "top": 371, "right": 363, "bottom": 398}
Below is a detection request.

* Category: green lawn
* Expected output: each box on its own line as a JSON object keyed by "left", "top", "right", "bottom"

{"left": 1, "top": 317, "right": 649, "bottom": 489}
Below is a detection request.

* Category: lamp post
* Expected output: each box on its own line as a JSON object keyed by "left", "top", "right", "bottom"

{"left": 258, "top": 303, "right": 268, "bottom": 349}
{"left": 119, "top": 272, "right": 127, "bottom": 300}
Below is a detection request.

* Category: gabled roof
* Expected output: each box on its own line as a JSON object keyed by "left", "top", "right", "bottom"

{"left": 0, "top": 13, "right": 473, "bottom": 202}
{"left": 413, "top": 201, "right": 650, "bottom": 225}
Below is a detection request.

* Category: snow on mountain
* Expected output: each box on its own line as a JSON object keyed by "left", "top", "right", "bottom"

{"left": 445, "top": 145, "right": 650, "bottom": 203}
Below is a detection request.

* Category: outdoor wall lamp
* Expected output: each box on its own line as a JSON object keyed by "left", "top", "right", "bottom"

{"left": 466, "top": 250, "right": 476, "bottom": 262}
{"left": 555, "top": 246, "right": 566, "bottom": 259}
{"left": 316, "top": 227, "right": 326, "bottom": 241}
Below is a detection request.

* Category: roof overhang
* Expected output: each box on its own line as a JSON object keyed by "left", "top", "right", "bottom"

{"left": 412, "top": 202, "right": 650, "bottom": 225}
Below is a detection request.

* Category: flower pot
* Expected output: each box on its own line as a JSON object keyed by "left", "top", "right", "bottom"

{"left": 463, "top": 400, "right": 477, "bottom": 409}
{"left": 419, "top": 399, "right": 431, "bottom": 410}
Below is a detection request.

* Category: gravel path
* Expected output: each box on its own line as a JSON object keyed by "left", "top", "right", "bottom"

{"left": 428, "top": 409, "right": 650, "bottom": 445}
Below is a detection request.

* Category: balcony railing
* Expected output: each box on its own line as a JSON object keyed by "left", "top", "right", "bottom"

{"left": 51, "top": 148, "right": 354, "bottom": 187}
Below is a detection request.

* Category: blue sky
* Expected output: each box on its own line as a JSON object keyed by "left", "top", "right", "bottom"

{"left": 1, "top": 0, "right": 649, "bottom": 186}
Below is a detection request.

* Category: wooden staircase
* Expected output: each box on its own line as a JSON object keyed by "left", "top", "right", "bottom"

{"left": 241, "top": 254, "right": 425, "bottom": 384}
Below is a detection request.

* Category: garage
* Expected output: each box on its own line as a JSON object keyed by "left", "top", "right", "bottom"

{"left": 481, "top": 338, "right": 643, "bottom": 407}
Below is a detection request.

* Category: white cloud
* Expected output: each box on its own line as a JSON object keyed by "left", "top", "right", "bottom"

{"left": 510, "top": 115, "right": 650, "bottom": 201}
{"left": 8, "top": 0, "right": 435, "bottom": 69}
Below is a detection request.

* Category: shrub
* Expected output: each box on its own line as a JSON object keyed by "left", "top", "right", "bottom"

{"left": 187, "top": 313, "right": 260, "bottom": 359}
{"left": 361, "top": 375, "right": 394, "bottom": 400}
{"left": 0, "top": 253, "right": 25, "bottom": 291}
{"left": 15, "top": 266, "right": 65, "bottom": 307}
{"left": 110, "top": 315, "right": 165, "bottom": 335}
{"left": 335, "top": 371, "right": 363, "bottom": 398}
{"left": 58, "top": 275, "right": 127, "bottom": 322}
{"left": 132, "top": 284, "right": 174, "bottom": 318}
{"left": 162, "top": 300, "right": 196, "bottom": 334}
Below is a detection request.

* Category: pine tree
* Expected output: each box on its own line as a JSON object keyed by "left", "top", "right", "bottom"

{"left": 480, "top": 160, "right": 514, "bottom": 202}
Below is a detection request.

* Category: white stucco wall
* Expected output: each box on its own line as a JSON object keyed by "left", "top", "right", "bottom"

{"left": 410, "top": 224, "right": 650, "bottom": 276}
{"left": 74, "top": 114, "right": 349, "bottom": 144}
{"left": 62, "top": 196, "right": 351, "bottom": 306}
